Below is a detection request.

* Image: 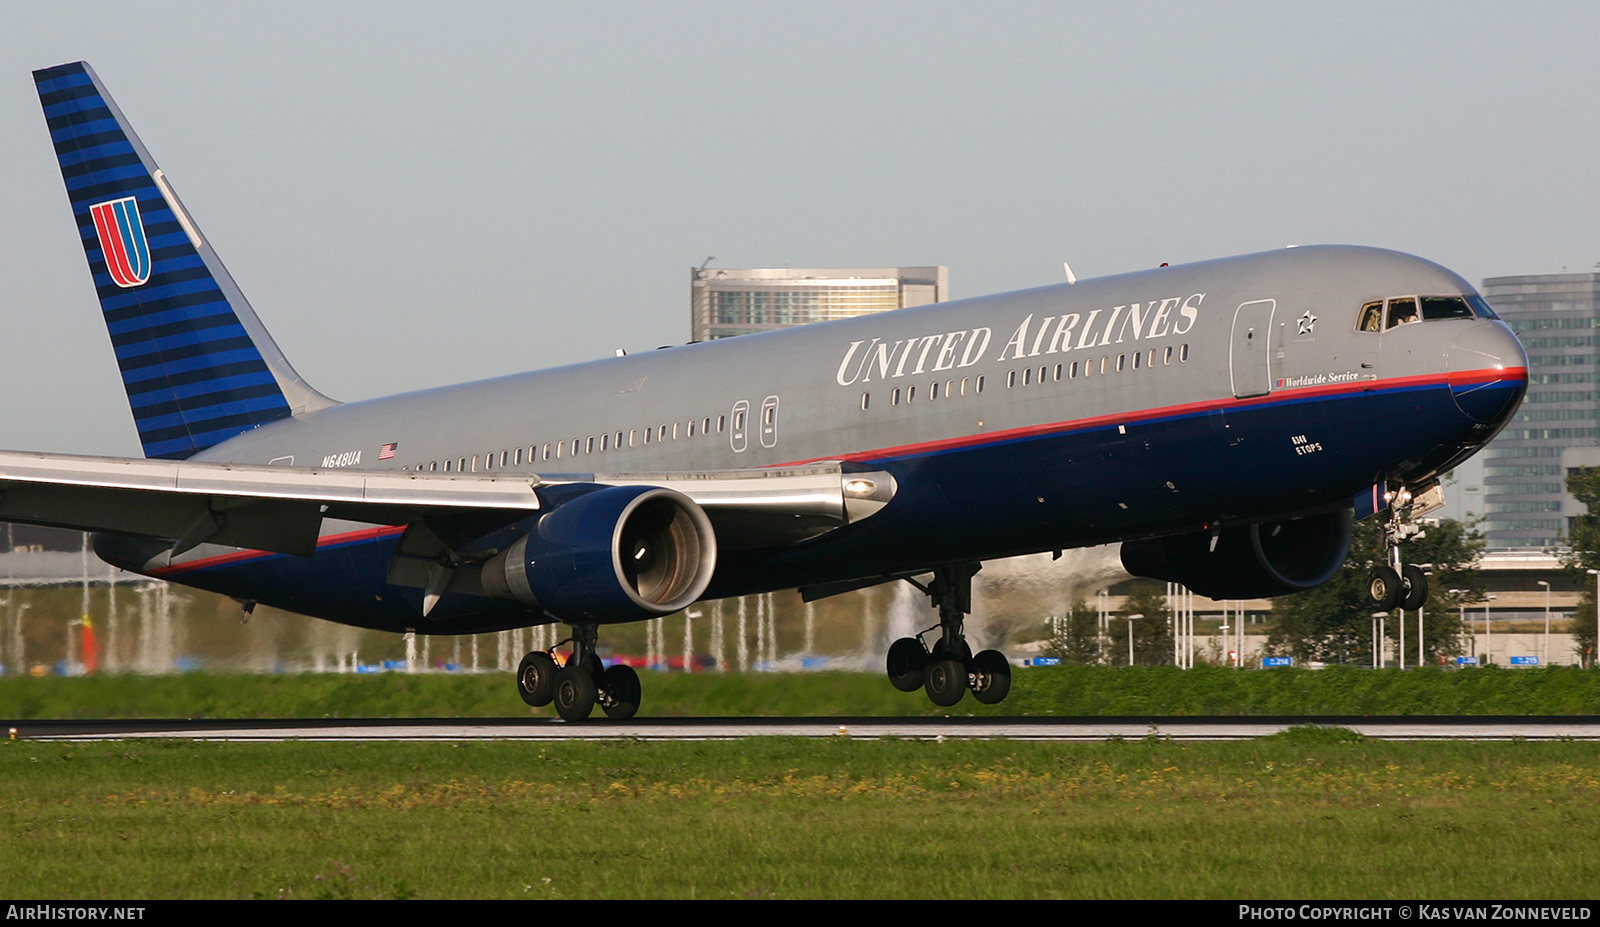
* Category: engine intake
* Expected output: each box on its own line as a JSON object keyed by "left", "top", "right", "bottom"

{"left": 482, "top": 485, "right": 716, "bottom": 622}
{"left": 1120, "top": 508, "right": 1352, "bottom": 600}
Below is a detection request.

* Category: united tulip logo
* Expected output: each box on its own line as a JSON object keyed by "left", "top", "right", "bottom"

{"left": 89, "top": 196, "right": 152, "bottom": 287}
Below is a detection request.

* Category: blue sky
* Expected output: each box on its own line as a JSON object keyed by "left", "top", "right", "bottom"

{"left": 3, "top": 1, "right": 1597, "bottom": 454}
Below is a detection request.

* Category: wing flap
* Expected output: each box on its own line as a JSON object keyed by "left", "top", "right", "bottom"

{"left": 0, "top": 452, "right": 896, "bottom": 560}
{"left": 0, "top": 450, "right": 541, "bottom": 557}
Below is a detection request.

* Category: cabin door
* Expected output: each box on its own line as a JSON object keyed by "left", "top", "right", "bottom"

{"left": 1229, "top": 299, "right": 1276, "bottom": 399}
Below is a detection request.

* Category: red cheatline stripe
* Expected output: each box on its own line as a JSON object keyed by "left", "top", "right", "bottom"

{"left": 152, "top": 524, "right": 408, "bottom": 575}
{"left": 148, "top": 365, "right": 1528, "bottom": 570}
{"left": 778, "top": 366, "right": 1526, "bottom": 467}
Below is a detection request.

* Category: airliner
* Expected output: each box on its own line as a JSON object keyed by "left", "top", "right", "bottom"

{"left": 5, "top": 62, "right": 1527, "bottom": 719}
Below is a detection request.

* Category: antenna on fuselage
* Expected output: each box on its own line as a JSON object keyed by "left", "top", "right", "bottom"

{"left": 1063, "top": 262, "right": 1077, "bottom": 285}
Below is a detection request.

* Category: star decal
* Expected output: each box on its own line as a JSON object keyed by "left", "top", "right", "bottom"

{"left": 1297, "top": 310, "right": 1317, "bottom": 335}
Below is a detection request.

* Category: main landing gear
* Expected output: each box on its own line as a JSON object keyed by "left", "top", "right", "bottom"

{"left": 886, "top": 563, "right": 1013, "bottom": 707}
{"left": 516, "top": 623, "right": 641, "bottom": 722}
{"left": 1366, "top": 485, "right": 1431, "bottom": 612}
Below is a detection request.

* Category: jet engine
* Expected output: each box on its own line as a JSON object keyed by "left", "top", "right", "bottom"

{"left": 1119, "top": 508, "right": 1352, "bottom": 600}
{"left": 481, "top": 485, "right": 717, "bottom": 623}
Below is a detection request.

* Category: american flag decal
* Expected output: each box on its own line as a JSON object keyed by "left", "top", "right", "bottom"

{"left": 88, "top": 196, "right": 152, "bottom": 287}
{"left": 378, "top": 443, "right": 398, "bottom": 460}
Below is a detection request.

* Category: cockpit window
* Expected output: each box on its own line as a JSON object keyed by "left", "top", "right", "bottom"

{"left": 1421, "top": 296, "right": 1474, "bottom": 321}
{"left": 1359, "top": 294, "right": 1494, "bottom": 332}
{"left": 1385, "top": 297, "right": 1418, "bottom": 329}
{"left": 1466, "top": 294, "right": 1501, "bottom": 320}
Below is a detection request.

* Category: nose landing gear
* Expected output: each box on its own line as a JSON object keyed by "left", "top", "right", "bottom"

{"left": 885, "top": 563, "right": 1013, "bottom": 707}
{"left": 1366, "top": 483, "right": 1440, "bottom": 611}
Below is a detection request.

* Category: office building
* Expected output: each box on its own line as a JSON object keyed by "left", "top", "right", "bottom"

{"left": 691, "top": 265, "right": 947, "bottom": 342}
{"left": 1479, "top": 272, "right": 1600, "bottom": 549}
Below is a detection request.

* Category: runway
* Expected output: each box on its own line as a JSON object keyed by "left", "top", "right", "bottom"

{"left": 10, "top": 716, "right": 1600, "bottom": 742}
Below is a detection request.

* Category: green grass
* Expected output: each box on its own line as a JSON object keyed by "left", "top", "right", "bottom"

{"left": 2, "top": 664, "right": 1597, "bottom": 721}
{"left": 2, "top": 736, "right": 1597, "bottom": 899}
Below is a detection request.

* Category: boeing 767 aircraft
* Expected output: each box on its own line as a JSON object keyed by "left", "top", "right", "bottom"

{"left": 4, "top": 62, "right": 1526, "bottom": 719}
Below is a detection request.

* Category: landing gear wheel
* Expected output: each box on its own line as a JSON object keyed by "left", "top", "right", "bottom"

{"left": 1400, "top": 564, "right": 1429, "bottom": 611}
{"left": 600, "top": 664, "right": 642, "bottom": 721}
{"left": 887, "top": 637, "right": 928, "bottom": 692}
{"left": 516, "top": 651, "right": 558, "bottom": 707}
{"left": 970, "top": 650, "right": 1012, "bottom": 705}
{"left": 931, "top": 637, "right": 973, "bottom": 665}
{"left": 554, "top": 665, "right": 598, "bottom": 722}
{"left": 924, "top": 658, "right": 967, "bottom": 707}
{"left": 1367, "top": 565, "right": 1401, "bottom": 611}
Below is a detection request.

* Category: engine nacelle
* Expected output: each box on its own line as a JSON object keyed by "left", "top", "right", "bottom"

{"left": 1119, "top": 508, "right": 1352, "bottom": 599}
{"left": 481, "top": 485, "right": 716, "bottom": 622}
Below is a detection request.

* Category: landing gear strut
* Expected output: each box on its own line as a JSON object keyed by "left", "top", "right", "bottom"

{"left": 1367, "top": 484, "right": 1433, "bottom": 612}
{"left": 518, "top": 623, "right": 642, "bottom": 722}
{"left": 885, "top": 563, "right": 1012, "bottom": 706}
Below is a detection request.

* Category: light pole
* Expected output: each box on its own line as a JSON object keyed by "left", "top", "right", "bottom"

{"left": 1097, "top": 589, "right": 1109, "bottom": 662}
{"left": 1483, "top": 595, "right": 1496, "bottom": 665}
{"left": 1537, "top": 580, "right": 1550, "bottom": 666}
{"left": 1125, "top": 613, "right": 1143, "bottom": 667}
{"left": 1449, "top": 589, "right": 1466, "bottom": 662}
{"left": 1588, "top": 569, "right": 1600, "bottom": 668}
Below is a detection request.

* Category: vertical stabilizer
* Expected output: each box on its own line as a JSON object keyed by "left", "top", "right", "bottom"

{"left": 34, "top": 62, "right": 335, "bottom": 460}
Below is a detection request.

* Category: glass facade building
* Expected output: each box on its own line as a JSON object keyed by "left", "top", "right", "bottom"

{"left": 1480, "top": 272, "right": 1600, "bottom": 549}
{"left": 691, "top": 266, "right": 947, "bottom": 342}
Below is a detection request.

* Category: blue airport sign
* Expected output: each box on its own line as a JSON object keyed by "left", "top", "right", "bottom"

{"left": 1029, "top": 657, "right": 1061, "bottom": 666}
{"left": 1456, "top": 656, "right": 1479, "bottom": 666}
{"left": 1510, "top": 656, "right": 1540, "bottom": 666}
{"left": 1262, "top": 657, "right": 1293, "bottom": 667}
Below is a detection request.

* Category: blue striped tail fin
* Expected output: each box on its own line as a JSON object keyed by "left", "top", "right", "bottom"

{"left": 33, "top": 61, "right": 335, "bottom": 460}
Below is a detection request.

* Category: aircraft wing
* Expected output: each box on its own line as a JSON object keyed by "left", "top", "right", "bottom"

{"left": 0, "top": 450, "right": 890, "bottom": 559}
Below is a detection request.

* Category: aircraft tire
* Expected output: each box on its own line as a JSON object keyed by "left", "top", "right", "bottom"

{"left": 887, "top": 637, "right": 928, "bottom": 692}
{"left": 517, "top": 651, "right": 558, "bottom": 707}
{"left": 1367, "top": 566, "right": 1402, "bottom": 611}
{"left": 601, "top": 664, "right": 642, "bottom": 721}
{"left": 970, "top": 650, "right": 1012, "bottom": 705}
{"left": 931, "top": 636, "right": 973, "bottom": 665}
{"left": 554, "top": 665, "right": 598, "bottom": 722}
{"left": 1400, "top": 564, "right": 1429, "bottom": 611}
{"left": 924, "top": 658, "right": 967, "bottom": 707}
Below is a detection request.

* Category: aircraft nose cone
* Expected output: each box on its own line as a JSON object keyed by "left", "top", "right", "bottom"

{"left": 1445, "top": 323, "right": 1527, "bottom": 425}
